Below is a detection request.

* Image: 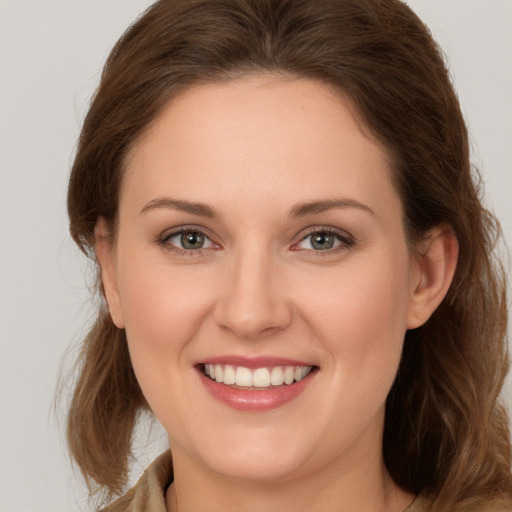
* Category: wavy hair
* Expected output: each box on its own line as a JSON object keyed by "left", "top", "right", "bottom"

{"left": 66, "top": 0, "right": 511, "bottom": 509}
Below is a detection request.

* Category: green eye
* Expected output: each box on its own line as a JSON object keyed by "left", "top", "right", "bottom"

{"left": 162, "top": 229, "right": 215, "bottom": 252}
{"left": 181, "top": 231, "right": 205, "bottom": 249}
{"left": 296, "top": 229, "right": 353, "bottom": 252}
{"left": 310, "top": 232, "right": 336, "bottom": 250}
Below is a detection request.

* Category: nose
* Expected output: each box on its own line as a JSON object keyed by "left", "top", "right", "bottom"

{"left": 214, "top": 248, "right": 293, "bottom": 340}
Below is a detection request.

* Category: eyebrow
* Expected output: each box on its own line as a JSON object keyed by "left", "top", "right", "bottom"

{"left": 140, "top": 198, "right": 217, "bottom": 218}
{"left": 140, "top": 196, "right": 375, "bottom": 219}
{"left": 287, "top": 198, "right": 375, "bottom": 218}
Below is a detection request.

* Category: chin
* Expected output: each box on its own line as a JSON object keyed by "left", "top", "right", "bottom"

{"left": 208, "top": 450, "right": 308, "bottom": 483}
{"left": 187, "top": 427, "right": 316, "bottom": 483}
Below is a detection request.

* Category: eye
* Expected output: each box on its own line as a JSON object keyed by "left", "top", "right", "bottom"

{"left": 160, "top": 228, "right": 217, "bottom": 253}
{"left": 293, "top": 228, "right": 354, "bottom": 252}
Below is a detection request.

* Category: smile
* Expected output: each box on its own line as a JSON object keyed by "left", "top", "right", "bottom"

{"left": 203, "top": 364, "right": 313, "bottom": 389}
{"left": 197, "top": 358, "right": 318, "bottom": 411}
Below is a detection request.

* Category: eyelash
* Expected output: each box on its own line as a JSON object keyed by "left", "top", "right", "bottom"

{"left": 158, "top": 227, "right": 218, "bottom": 257}
{"left": 292, "top": 227, "right": 355, "bottom": 255}
{"left": 157, "top": 226, "right": 355, "bottom": 257}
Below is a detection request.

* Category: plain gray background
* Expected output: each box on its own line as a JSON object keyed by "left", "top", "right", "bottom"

{"left": 1, "top": 1, "right": 511, "bottom": 511}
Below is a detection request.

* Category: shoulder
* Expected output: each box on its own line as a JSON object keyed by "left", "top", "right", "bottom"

{"left": 100, "top": 451, "right": 173, "bottom": 512}
{"left": 405, "top": 495, "right": 512, "bottom": 512}
{"left": 404, "top": 496, "right": 431, "bottom": 511}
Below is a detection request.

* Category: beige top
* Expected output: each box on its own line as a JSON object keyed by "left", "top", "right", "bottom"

{"left": 101, "top": 451, "right": 432, "bottom": 512}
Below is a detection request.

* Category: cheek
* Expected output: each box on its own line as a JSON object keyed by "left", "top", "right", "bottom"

{"left": 300, "top": 251, "right": 411, "bottom": 387}
{"left": 115, "top": 254, "right": 218, "bottom": 425}
{"left": 116, "top": 253, "right": 214, "bottom": 370}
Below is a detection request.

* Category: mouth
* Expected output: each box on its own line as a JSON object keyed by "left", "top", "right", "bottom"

{"left": 196, "top": 358, "right": 318, "bottom": 411}
{"left": 201, "top": 363, "right": 315, "bottom": 389}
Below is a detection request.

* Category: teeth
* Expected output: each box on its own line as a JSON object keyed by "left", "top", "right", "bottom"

{"left": 270, "top": 367, "right": 284, "bottom": 386}
{"left": 253, "top": 368, "right": 271, "bottom": 387}
{"left": 283, "top": 366, "right": 295, "bottom": 385}
{"left": 223, "top": 365, "right": 236, "bottom": 385}
{"left": 235, "top": 366, "right": 253, "bottom": 387}
{"left": 203, "top": 364, "right": 313, "bottom": 388}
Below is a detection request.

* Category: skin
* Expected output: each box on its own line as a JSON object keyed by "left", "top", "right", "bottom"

{"left": 96, "top": 75, "right": 458, "bottom": 512}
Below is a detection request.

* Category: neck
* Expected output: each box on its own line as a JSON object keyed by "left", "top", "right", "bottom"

{"left": 165, "top": 445, "right": 414, "bottom": 512}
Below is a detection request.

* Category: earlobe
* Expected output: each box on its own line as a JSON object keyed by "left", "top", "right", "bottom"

{"left": 406, "top": 225, "right": 459, "bottom": 330}
{"left": 94, "top": 218, "right": 125, "bottom": 329}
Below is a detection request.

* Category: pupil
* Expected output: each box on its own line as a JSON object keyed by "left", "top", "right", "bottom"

{"left": 312, "top": 233, "right": 334, "bottom": 250}
{"left": 182, "top": 232, "right": 204, "bottom": 249}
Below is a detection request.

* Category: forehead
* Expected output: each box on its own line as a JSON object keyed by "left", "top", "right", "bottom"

{"left": 121, "top": 75, "right": 401, "bottom": 223}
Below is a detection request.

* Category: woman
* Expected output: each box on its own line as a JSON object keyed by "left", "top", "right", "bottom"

{"left": 66, "top": 0, "right": 512, "bottom": 510}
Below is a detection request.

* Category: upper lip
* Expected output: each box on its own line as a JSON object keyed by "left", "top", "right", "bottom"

{"left": 196, "top": 356, "right": 317, "bottom": 369}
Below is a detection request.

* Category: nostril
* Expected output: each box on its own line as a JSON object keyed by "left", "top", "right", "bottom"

{"left": 214, "top": 302, "right": 293, "bottom": 340}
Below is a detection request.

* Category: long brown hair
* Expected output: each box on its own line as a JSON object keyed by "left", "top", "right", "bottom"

{"left": 66, "top": 0, "right": 511, "bottom": 509}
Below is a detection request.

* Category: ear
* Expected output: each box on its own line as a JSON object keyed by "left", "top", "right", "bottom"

{"left": 406, "top": 225, "right": 459, "bottom": 330}
{"left": 94, "top": 218, "right": 125, "bottom": 329}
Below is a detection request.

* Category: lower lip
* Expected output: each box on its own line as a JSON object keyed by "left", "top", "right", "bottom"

{"left": 198, "top": 369, "right": 317, "bottom": 412}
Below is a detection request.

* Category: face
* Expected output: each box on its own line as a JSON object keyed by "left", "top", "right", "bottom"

{"left": 99, "top": 75, "right": 428, "bottom": 483}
